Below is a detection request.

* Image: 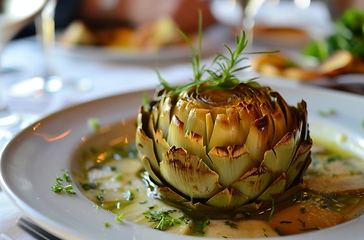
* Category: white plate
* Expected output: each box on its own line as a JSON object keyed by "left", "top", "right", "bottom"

{"left": 1, "top": 78, "right": 364, "bottom": 240}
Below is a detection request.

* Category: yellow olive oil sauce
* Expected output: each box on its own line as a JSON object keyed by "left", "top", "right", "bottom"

{"left": 76, "top": 138, "right": 364, "bottom": 238}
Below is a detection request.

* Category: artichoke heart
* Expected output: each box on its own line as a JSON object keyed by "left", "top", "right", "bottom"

{"left": 136, "top": 83, "right": 312, "bottom": 215}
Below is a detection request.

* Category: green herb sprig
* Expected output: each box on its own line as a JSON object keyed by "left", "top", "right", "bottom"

{"left": 156, "top": 10, "right": 278, "bottom": 98}
{"left": 51, "top": 169, "right": 76, "bottom": 194}
{"left": 115, "top": 213, "right": 124, "bottom": 223}
{"left": 143, "top": 209, "right": 185, "bottom": 231}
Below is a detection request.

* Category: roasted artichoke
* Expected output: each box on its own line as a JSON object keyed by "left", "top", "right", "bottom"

{"left": 136, "top": 29, "right": 312, "bottom": 216}
{"left": 136, "top": 82, "right": 312, "bottom": 215}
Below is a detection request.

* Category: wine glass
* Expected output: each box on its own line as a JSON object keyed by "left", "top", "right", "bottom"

{"left": 9, "top": 0, "right": 92, "bottom": 99}
{"left": 0, "top": 0, "right": 47, "bottom": 147}
{"left": 209, "top": 0, "right": 268, "bottom": 50}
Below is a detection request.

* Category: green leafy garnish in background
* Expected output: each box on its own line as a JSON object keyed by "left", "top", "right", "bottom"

{"left": 302, "top": 8, "right": 364, "bottom": 61}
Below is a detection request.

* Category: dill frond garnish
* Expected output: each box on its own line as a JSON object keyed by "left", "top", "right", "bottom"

{"left": 156, "top": 10, "right": 279, "bottom": 97}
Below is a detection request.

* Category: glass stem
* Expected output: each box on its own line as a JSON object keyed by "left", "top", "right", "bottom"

{"left": 35, "top": 0, "right": 56, "bottom": 77}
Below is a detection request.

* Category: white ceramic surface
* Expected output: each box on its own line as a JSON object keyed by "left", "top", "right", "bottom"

{"left": 1, "top": 80, "right": 364, "bottom": 240}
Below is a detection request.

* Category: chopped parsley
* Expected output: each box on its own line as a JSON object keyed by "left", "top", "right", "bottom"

{"left": 88, "top": 118, "right": 100, "bottom": 130}
{"left": 143, "top": 209, "right": 185, "bottom": 231}
{"left": 81, "top": 182, "right": 98, "bottom": 191}
{"left": 298, "top": 218, "right": 306, "bottom": 228}
{"left": 317, "top": 109, "right": 336, "bottom": 117}
{"left": 299, "top": 226, "right": 320, "bottom": 232}
{"left": 112, "top": 173, "right": 123, "bottom": 181}
{"left": 104, "top": 222, "right": 110, "bottom": 227}
{"left": 269, "top": 198, "right": 275, "bottom": 220}
{"left": 190, "top": 220, "right": 210, "bottom": 236}
{"left": 115, "top": 213, "right": 124, "bottom": 223}
{"left": 300, "top": 207, "right": 307, "bottom": 213}
{"left": 51, "top": 169, "right": 76, "bottom": 194}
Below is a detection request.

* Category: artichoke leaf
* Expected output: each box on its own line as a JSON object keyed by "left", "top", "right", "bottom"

{"left": 206, "top": 188, "right": 249, "bottom": 210}
{"left": 160, "top": 147, "right": 223, "bottom": 199}
{"left": 208, "top": 108, "right": 245, "bottom": 152}
{"left": 205, "top": 112, "right": 214, "bottom": 148}
{"left": 271, "top": 105, "right": 288, "bottom": 147}
{"left": 256, "top": 173, "right": 287, "bottom": 202}
{"left": 154, "top": 129, "right": 171, "bottom": 164}
{"left": 172, "top": 99, "right": 190, "bottom": 125}
{"left": 285, "top": 140, "right": 312, "bottom": 187}
{"left": 277, "top": 94, "right": 296, "bottom": 132}
{"left": 183, "top": 201, "right": 220, "bottom": 213}
{"left": 167, "top": 115, "right": 207, "bottom": 160}
{"left": 157, "top": 96, "right": 173, "bottom": 139}
{"left": 245, "top": 115, "right": 275, "bottom": 164}
{"left": 261, "top": 132, "right": 296, "bottom": 176}
{"left": 275, "top": 182, "right": 305, "bottom": 204}
{"left": 136, "top": 127, "right": 160, "bottom": 175}
{"left": 237, "top": 103, "right": 261, "bottom": 142}
{"left": 141, "top": 157, "right": 164, "bottom": 186}
{"left": 233, "top": 201, "right": 264, "bottom": 213}
{"left": 185, "top": 108, "right": 210, "bottom": 143}
{"left": 151, "top": 104, "right": 159, "bottom": 131}
{"left": 208, "top": 145, "right": 255, "bottom": 187}
{"left": 232, "top": 167, "right": 274, "bottom": 201}
{"left": 158, "top": 186, "right": 189, "bottom": 202}
{"left": 138, "top": 106, "right": 154, "bottom": 139}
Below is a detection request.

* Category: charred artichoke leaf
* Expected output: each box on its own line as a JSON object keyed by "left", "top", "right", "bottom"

{"left": 232, "top": 167, "right": 274, "bottom": 200}
{"left": 160, "top": 147, "right": 223, "bottom": 199}
{"left": 261, "top": 132, "right": 296, "bottom": 176}
{"left": 256, "top": 173, "right": 287, "bottom": 202}
{"left": 208, "top": 145, "right": 255, "bottom": 187}
{"left": 245, "top": 115, "right": 275, "bottom": 164}
{"left": 208, "top": 108, "right": 245, "bottom": 152}
{"left": 135, "top": 127, "right": 160, "bottom": 175}
{"left": 270, "top": 103, "right": 288, "bottom": 147}
{"left": 233, "top": 201, "right": 264, "bottom": 213}
{"left": 276, "top": 94, "right": 296, "bottom": 132}
{"left": 167, "top": 115, "right": 207, "bottom": 160}
{"left": 138, "top": 106, "right": 154, "bottom": 139}
{"left": 205, "top": 112, "right": 214, "bottom": 148}
{"left": 185, "top": 108, "right": 210, "bottom": 143}
{"left": 154, "top": 129, "right": 170, "bottom": 164}
{"left": 158, "top": 186, "right": 189, "bottom": 202}
{"left": 206, "top": 188, "right": 249, "bottom": 210}
{"left": 236, "top": 103, "right": 260, "bottom": 143}
{"left": 157, "top": 96, "right": 173, "bottom": 139}
{"left": 285, "top": 140, "right": 312, "bottom": 187}
{"left": 171, "top": 98, "right": 191, "bottom": 126}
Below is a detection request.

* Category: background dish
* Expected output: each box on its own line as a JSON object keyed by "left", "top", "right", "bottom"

{"left": 54, "top": 26, "right": 228, "bottom": 62}
{"left": 1, "top": 78, "right": 364, "bottom": 240}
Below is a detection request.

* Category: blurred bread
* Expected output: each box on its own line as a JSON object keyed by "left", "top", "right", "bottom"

{"left": 59, "top": 17, "right": 187, "bottom": 50}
